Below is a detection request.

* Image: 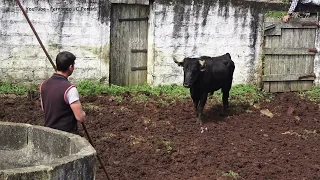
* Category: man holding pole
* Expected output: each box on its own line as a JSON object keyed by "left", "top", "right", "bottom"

{"left": 40, "top": 51, "right": 87, "bottom": 134}
{"left": 283, "top": 0, "right": 320, "bottom": 22}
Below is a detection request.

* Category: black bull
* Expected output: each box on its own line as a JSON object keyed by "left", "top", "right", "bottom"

{"left": 174, "top": 53, "right": 235, "bottom": 124}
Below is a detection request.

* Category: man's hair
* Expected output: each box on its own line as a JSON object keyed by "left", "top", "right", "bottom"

{"left": 56, "top": 51, "right": 76, "bottom": 72}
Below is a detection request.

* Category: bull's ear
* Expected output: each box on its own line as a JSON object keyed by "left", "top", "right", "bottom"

{"left": 199, "top": 59, "right": 206, "bottom": 71}
{"left": 173, "top": 56, "right": 184, "bottom": 66}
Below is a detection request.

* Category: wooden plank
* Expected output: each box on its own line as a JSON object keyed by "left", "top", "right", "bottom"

{"left": 263, "top": 82, "right": 270, "bottom": 92}
{"left": 110, "top": 4, "right": 125, "bottom": 85}
{"left": 279, "top": 23, "right": 317, "bottom": 29}
{"left": 129, "top": 5, "right": 139, "bottom": 86}
{"left": 131, "top": 66, "right": 147, "bottom": 71}
{"left": 123, "top": 5, "right": 130, "bottom": 86}
{"left": 264, "top": 35, "right": 280, "bottom": 48}
{"left": 302, "top": 28, "right": 316, "bottom": 91}
{"left": 289, "top": 54, "right": 298, "bottom": 91}
{"left": 137, "top": 5, "right": 148, "bottom": 85}
{"left": 127, "top": 5, "right": 148, "bottom": 86}
{"left": 277, "top": 55, "right": 286, "bottom": 92}
{"left": 269, "top": 82, "right": 278, "bottom": 92}
{"left": 127, "top": 5, "right": 135, "bottom": 86}
{"left": 303, "top": 55, "right": 314, "bottom": 90}
{"left": 263, "top": 17, "right": 316, "bottom": 92}
{"left": 297, "top": 55, "right": 307, "bottom": 91}
{"left": 264, "top": 48, "right": 315, "bottom": 55}
{"left": 264, "top": 17, "right": 318, "bottom": 26}
{"left": 271, "top": 34, "right": 281, "bottom": 92}
{"left": 264, "top": 22, "right": 281, "bottom": 36}
{"left": 131, "top": 49, "right": 147, "bottom": 53}
{"left": 283, "top": 55, "right": 291, "bottom": 92}
{"left": 263, "top": 74, "right": 315, "bottom": 81}
{"left": 119, "top": 17, "right": 148, "bottom": 22}
{"left": 263, "top": 55, "right": 271, "bottom": 92}
{"left": 269, "top": 55, "right": 278, "bottom": 92}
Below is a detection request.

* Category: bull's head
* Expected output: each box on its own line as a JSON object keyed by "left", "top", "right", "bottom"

{"left": 174, "top": 56, "right": 206, "bottom": 88}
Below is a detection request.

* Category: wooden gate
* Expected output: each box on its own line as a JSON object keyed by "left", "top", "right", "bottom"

{"left": 109, "top": 4, "right": 149, "bottom": 86}
{"left": 263, "top": 17, "right": 318, "bottom": 92}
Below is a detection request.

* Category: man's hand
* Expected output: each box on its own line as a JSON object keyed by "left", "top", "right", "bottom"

{"left": 283, "top": 14, "right": 291, "bottom": 22}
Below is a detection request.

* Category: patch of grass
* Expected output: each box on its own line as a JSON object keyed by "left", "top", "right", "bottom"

{"left": 299, "top": 87, "right": 320, "bottom": 101}
{"left": 265, "top": 11, "right": 287, "bottom": 18}
{"left": 113, "top": 95, "right": 124, "bottom": 103}
{"left": 210, "top": 84, "right": 273, "bottom": 105}
{"left": 131, "top": 94, "right": 149, "bottom": 103}
{"left": 222, "top": 170, "right": 239, "bottom": 179}
{"left": 0, "top": 81, "right": 36, "bottom": 95}
{"left": 77, "top": 81, "right": 189, "bottom": 98}
{"left": 0, "top": 80, "right": 273, "bottom": 105}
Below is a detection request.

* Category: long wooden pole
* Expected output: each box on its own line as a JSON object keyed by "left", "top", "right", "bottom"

{"left": 15, "top": 1, "right": 111, "bottom": 179}
{"left": 15, "top": 0, "right": 56, "bottom": 71}
{"left": 82, "top": 123, "right": 111, "bottom": 180}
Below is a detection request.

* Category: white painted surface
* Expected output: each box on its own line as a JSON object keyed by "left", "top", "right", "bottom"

{"left": 1, "top": 0, "right": 317, "bottom": 87}
{"left": 150, "top": 3, "right": 262, "bottom": 86}
{"left": 0, "top": 0, "right": 109, "bottom": 83}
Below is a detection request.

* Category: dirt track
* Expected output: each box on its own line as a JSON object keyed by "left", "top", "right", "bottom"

{"left": 1, "top": 92, "right": 320, "bottom": 179}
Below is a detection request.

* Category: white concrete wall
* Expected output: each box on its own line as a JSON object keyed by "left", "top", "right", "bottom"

{"left": 149, "top": 2, "right": 263, "bottom": 86}
{"left": 0, "top": 0, "right": 109, "bottom": 84}
{"left": 1, "top": 0, "right": 297, "bottom": 87}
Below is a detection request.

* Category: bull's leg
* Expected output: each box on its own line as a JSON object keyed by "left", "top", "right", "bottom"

{"left": 197, "top": 93, "right": 208, "bottom": 125}
{"left": 190, "top": 88, "right": 200, "bottom": 116}
{"left": 221, "top": 85, "right": 231, "bottom": 115}
{"left": 222, "top": 89, "right": 230, "bottom": 109}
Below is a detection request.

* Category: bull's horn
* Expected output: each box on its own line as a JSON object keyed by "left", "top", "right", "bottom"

{"left": 199, "top": 59, "right": 205, "bottom": 66}
{"left": 173, "top": 56, "right": 184, "bottom": 63}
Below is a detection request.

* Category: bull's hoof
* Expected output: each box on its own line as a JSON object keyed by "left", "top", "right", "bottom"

{"left": 220, "top": 108, "right": 229, "bottom": 116}
{"left": 219, "top": 111, "right": 226, "bottom": 117}
{"left": 197, "top": 116, "right": 203, "bottom": 125}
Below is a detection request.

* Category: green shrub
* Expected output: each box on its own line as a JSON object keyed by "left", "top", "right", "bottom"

{"left": 210, "top": 84, "right": 272, "bottom": 105}
{"left": 299, "top": 87, "right": 320, "bottom": 101}
{"left": 0, "top": 82, "right": 35, "bottom": 95}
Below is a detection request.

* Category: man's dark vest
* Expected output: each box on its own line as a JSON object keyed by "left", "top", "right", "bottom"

{"left": 40, "top": 73, "right": 78, "bottom": 133}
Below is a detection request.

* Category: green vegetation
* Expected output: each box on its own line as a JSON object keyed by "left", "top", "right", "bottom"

{"left": 0, "top": 82, "right": 36, "bottom": 95}
{"left": 4, "top": 80, "right": 320, "bottom": 104}
{"left": 222, "top": 170, "right": 239, "bottom": 179}
{"left": 265, "top": 11, "right": 287, "bottom": 18}
{"left": 77, "top": 80, "right": 190, "bottom": 99}
{"left": 210, "top": 84, "right": 273, "bottom": 105}
{"left": 299, "top": 86, "right": 320, "bottom": 101}
{"left": 0, "top": 81, "right": 273, "bottom": 104}
{"left": 77, "top": 81, "right": 273, "bottom": 104}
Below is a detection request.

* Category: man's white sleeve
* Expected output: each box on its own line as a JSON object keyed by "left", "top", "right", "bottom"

{"left": 66, "top": 87, "right": 80, "bottom": 104}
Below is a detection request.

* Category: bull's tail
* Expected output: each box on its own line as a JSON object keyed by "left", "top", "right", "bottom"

{"left": 226, "top": 53, "right": 235, "bottom": 80}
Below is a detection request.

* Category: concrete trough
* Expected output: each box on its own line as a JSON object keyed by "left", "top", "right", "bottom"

{"left": 0, "top": 122, "right": 96, "bottom": 180}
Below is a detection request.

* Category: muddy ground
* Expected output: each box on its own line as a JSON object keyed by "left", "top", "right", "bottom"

{"left": 1, "top": 92, "right": 320, "bottom": 180}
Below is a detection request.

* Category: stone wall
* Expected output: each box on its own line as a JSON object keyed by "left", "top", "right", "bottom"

{"left": 0, "top": 0, "right": 110, "bottom": 84}
{"left": 150, "top": 1, "right": 262, "bottom": 85}
{"left": 3, "top": 0, "right": 313, "bottom": 87}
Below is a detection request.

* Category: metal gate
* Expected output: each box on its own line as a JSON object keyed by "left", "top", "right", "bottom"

{"left": 263, "top": 17, "right": 318, "bottom": 92}
{"left": 109, "top": 4, "right": 149, "bottom": 86}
